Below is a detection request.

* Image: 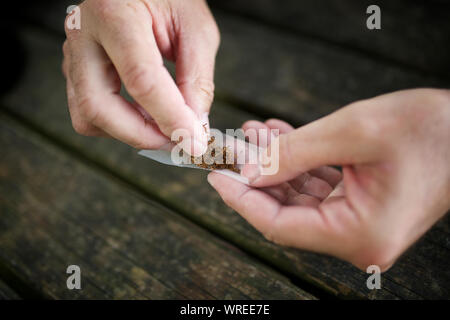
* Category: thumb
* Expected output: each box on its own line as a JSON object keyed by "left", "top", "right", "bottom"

{"left": 242, "top": 104, "right": 385, "bottom": 187}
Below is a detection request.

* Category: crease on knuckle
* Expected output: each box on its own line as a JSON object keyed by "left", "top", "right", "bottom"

{"left": 207, "top": 21, "right": 221, "bottom": 50}
{"left": 197, "top": 78, "right": 215, "bottom": 102}
{"left": 180, "top": 77, "right": 215, "bottom": 104}
{"left": 62, "top": 41, "right": 70, "bottom": 56}
{"left": 71, "top": 117, "right": 90, "bottom": 136}
{"left": 132, "top": 119, "right": 154, "bottom": 150}
{"left": 77, "top": 96, "right": 101, "bottom": 126}
{"left": 91, "top": 0, "right": 117, "bottom": 20}
{"left": 124, "top": 64, "right": 156, "bottom": 99}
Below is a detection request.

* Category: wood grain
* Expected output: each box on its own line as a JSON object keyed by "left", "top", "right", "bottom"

{"left": 210, "top": 0, "right": 450, "bottom": 77}
{"left": 0, "top": 279, "right": 21, "bottom": 300}
{"left": 0, "top": 114, "right": 313, "bottom": 299}
{"left": 1, "top": 26, "right": 449, "bottom": 299}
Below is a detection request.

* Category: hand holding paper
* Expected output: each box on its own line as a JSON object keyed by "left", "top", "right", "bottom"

{"left": 208, "top": 89, "right": 450, "bottom": 272}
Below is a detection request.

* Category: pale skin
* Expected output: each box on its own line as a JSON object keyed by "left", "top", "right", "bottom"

{"left": 63, "top": 0, "right": 220, "bottom": 156}
{"left": 209, "top": 89, "right": 450, "bottom": 271}
{"left": 63, "top": 2, "right": 450, "bottom": 271}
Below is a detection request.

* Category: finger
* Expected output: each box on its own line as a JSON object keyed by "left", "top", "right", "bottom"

{"left": 241, "top": 118, "right": 333, "bottom": 200}
{"left": 207, "top": 172, "right": 281, "bottom": 237}
{"left": 244, "top": 119, "right": 340, "bottom": 192}
{"left": 176, "top": 0, "right": 220, "bottom": 121}
{"left": 65, "top": 29, "right": 169, "bottom": 149}
{"left": 260, "top": 183, "right": 293, "bottom": 203}
{"left": 265, "top": 118, "right": 295, "bottom": 134}
{"left": 262, "top": 183, "right": 321, "bottom": 207}
{"left": 63, "top": 40, "right": 108, "bottom": 137}
{"left": 285, "top": 194, "right": 321, "bottom": 207}
{"left": 207, "top": 171, "right": 329, "bottom": 251}
{"left": 66, "top": 76, "right": 109, "bottom": 137}
{"left": 94, "top": 2, "right": 207, "bottom": 155}
{"left": 289, "top": 173, "right": 333, "bottom": 200}
{"left": 242, "top": 120, "right": 272, "bottom": 147}
{"left": 265, "top": 119, "right": 343, "bottom": 187}
{"left": 242, "top": 104, "right": 385, "bottom": 187}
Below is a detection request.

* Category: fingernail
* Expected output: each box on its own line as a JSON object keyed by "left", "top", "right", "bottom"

{"left": 241, "top": 164, "right": 261, "bottom": 184}
{"left": 181, "top": 137, "right": 207, "bottom": 157}
{"left": 200, "top": 112, "right": 210, "bottom": 134}
{"left": 193, "top": 137, "right": 208, "bottom": 156}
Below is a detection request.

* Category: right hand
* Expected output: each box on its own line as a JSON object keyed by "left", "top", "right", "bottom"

{"left": 208, "top": 89, "right": 450, "bottom": 271}
{"left": 63, "top": 0, "right": 220, "bottom": 156}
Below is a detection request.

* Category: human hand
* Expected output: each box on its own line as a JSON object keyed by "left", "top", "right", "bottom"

{"left": 208, "top": 89, "right": 450, "bottom": 271}
{"left": 63, "top": 0, "right": 220, "bottom": 155}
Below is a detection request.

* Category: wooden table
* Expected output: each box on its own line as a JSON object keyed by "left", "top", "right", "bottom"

{"left": 0, "top": 0, "right": 449, "bottom": 299}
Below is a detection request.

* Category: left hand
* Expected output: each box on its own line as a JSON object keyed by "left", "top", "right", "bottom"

{"left": 207, "top": 89, "right": 450, "bottom": 271}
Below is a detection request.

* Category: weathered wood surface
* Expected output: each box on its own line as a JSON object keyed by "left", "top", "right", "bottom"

{"left": 210, "top": 0, "right": 450, "bottom": 77}
{"left": 0, "top": 279, "right": 20, "bottom": 300}
{"left": 2, "top": 26, "right": 449, "bottom": 299}
{"left": 20, "top": 1, "right": 450, "bottom": 127}
{"left": 0, "top": 114, "right": 313, "bottom": 300}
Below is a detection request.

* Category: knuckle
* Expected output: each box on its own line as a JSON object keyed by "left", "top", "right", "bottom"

{"left": 262, "top": 210, "right": 285, "bottom": 246}
{"left": 71, "top": 118, "right": 91, "bottom": 136}
{"left": 266, "top": 230, "right": 284, "bottom": 246}
{"left": 129, "top": 139, "right": 148, "bottom": 150}
{"left": 90, "top": 0, "right": 117, "bottom": 20}
{"left": 196, "top": 78, "right": 215, "bottom": 104}
{"left": 193, "top": 8, "right": 220, "bottom": 50}
{"left": 207, "top": 20, "right": 221, "bottom": 49}
{"left": 282, "top": 133, "right": 295, "bottom": 169}
{"left": 77, "top": 96, "right": 101, "bottom": 125}
{"left": 62, "top": 41, "right": 69, "bottom": 56}
{"left": 123, "top": 64, "right": 155, "bottom": 99}
{"left": 179, "top": 77, "right": 215, "bottom": 106}
{"left": 262, "top": 230, "right": 275, "bottom": 243}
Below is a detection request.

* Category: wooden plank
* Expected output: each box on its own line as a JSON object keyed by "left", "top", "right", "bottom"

{"left": 0, "top": 279, "right": 21, "bottom": 300}
{"left": 2, "top": 27, "right": 449, "bottom": 299}
{"left": 210, "top": 0, "right": 450, "bottom": 77}
{"left": 0, "top": 114, "right": 313, "bottom": 300}
{"left": 19, "top": 0, "right": 450, "bottom": 127}
{"left": 212, "top": 11, "right": 448, "bottom": 125}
